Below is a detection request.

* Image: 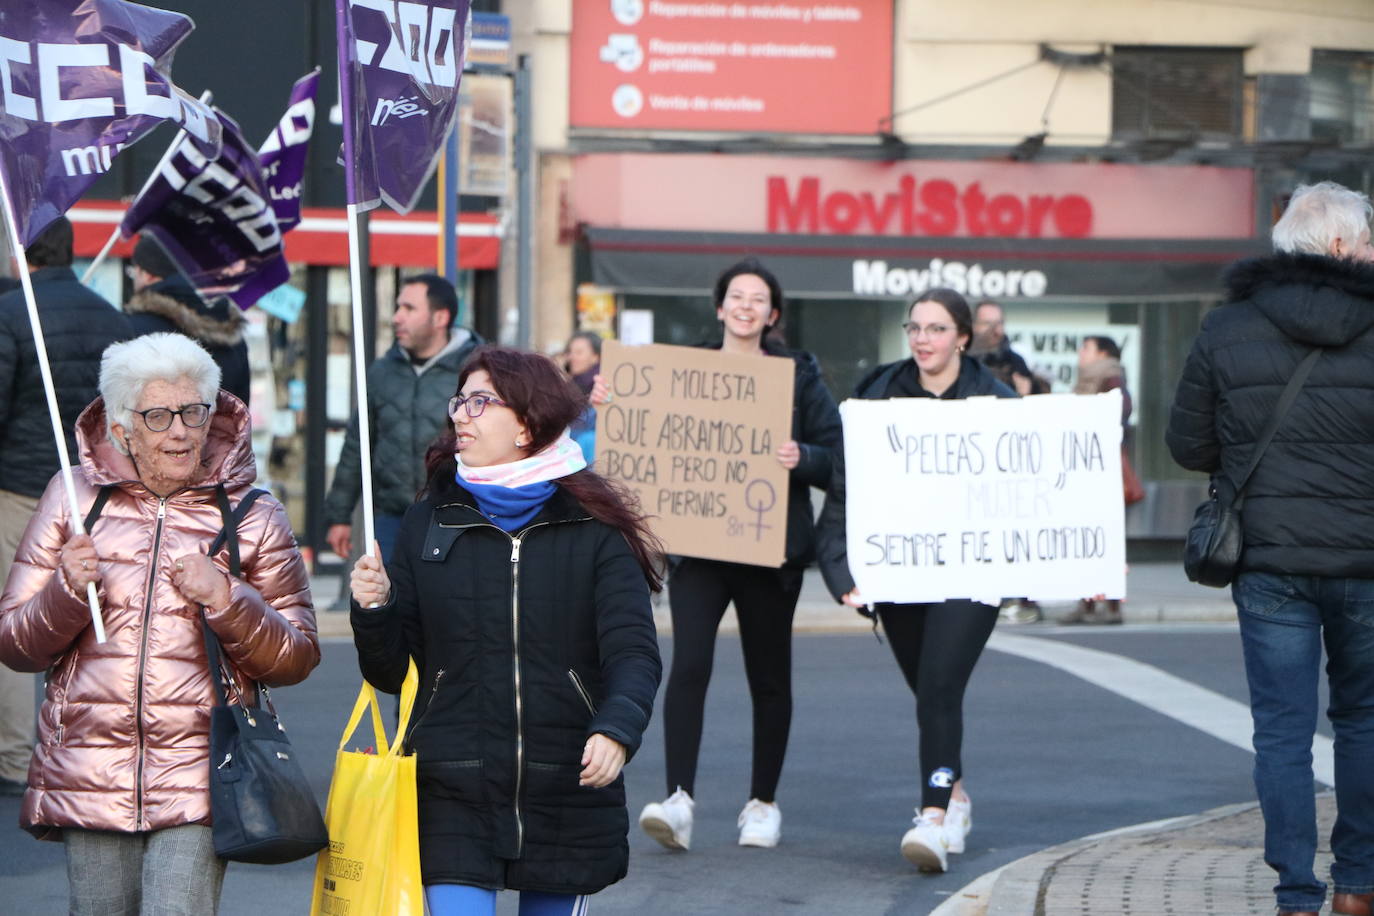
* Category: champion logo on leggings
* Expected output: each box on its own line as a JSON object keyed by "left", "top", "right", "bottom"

{"left": 928, "top": 768, "right": 955, "bottom": 789}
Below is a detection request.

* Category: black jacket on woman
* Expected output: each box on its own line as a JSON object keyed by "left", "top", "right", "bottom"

{"left": 351, "top": 478, "right": 662, "bottom": 895}
{"left": 702, "top": 338, "right": 842, "bottom": 568}
{"left": 816, "top": 355, "right": 1016, "bottom": 601}
{"left": 1167, "top": 252, "right": 1374, "bottom": 578}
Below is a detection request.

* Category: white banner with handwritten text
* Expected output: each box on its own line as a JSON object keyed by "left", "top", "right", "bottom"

{"left": 842, "top": 393, "right": 1126, "bottom": 605}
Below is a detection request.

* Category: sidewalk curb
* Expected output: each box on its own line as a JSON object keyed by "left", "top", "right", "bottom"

{"left": 934, "top": 800, "right": 1263, "bottom": 916}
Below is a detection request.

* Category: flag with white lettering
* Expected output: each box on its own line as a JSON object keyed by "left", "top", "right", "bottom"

{"left": 0, "top": 0, "right": 220, "bottom": 245}
{"left": 258, "top": 69, "right": 319, "bottom": 232}
{"left": 120, "top": 108, "right": 287, "bottom": 309}
{"left": 336, "top": 0, "right": 472, "bottom": 213}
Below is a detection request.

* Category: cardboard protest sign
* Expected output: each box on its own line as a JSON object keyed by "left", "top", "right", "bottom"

{"left": 841, "top": 392, "right": 1126, "bottom": 605}
{"left": 597, "top": 340, "right": 794, "bottom": 567}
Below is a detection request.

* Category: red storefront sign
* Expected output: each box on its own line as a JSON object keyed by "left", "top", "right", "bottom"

{"left": 572, "top": 154, "right": 1256, "bottom": 240}
{"left": 69, "top": 201, "right": 502, "bottom": 268}
{"left": 767, "top": 175, "right": 1093, "bottom": 238}
{"left": 569, "top": 0, "right": 893, "bottom": 134}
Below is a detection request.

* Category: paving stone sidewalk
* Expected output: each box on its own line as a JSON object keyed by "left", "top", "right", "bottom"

{"left": 939, "top": 795, "right": 1337, "bottom": 916}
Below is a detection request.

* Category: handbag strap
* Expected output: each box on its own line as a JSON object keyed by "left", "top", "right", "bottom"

{"left": 1231, "top": 348, "right": 1321, "bottom": 507}
{"left": 200, "top": 486, "right": 268, "bottom": 709}
{"left": 83, "top": 485, "right": 115, "bottom": 533}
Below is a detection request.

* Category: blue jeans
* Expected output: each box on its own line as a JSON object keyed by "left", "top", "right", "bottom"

{"left": 1234, "top": 572, "right": 1374, "bottom": 912}
{"left": 425, "top": 884, "right": 587, "bottom": 915}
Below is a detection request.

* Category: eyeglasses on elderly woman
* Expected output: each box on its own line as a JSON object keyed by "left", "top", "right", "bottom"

{"left": 130, "top": 403, "right": 212, "bottom": 432}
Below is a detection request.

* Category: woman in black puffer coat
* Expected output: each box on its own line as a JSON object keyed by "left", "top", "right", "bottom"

{"left": 815, "top": 288, "right": 1015, "bottom": 876}
{"left": 350, "top": 346, "right": 663, "bottom": 915}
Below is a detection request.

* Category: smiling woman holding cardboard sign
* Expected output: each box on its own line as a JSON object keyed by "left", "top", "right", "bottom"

{"left": 596, "top": 258, "right": 842, "bottom": 851}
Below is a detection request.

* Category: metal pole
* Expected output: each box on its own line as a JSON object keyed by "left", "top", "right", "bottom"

{"left": 442, "top": 125, "right": 460, "bottom": 288}
{"left": 514, "top": 54, "right": 533, "bottom": 349}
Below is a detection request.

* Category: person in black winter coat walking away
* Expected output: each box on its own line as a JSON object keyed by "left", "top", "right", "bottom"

{"left": 0, "top": 216, "right": 131, "bottom": 800}
{"left": 325, "top": 274, "right": 483, "bottom": 563}
{"left": 816, "top": 288, "right": 1014, "bottom": 875}
{"left": 349, "top": 346, "right": 663, "bottom": 916}
{"left": 1167, "top": 182, "right": 1374, "bottom": 916}
{"left": 124, "top": 235, "right": 252, "bottom": 407}
{"left": 613, "top": 258, "right": 842, "bottom": 852}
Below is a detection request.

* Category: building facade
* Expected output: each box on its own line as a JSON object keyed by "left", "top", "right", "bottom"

{"left": 510, "top": 0, "right": 1374, "bottom": 537}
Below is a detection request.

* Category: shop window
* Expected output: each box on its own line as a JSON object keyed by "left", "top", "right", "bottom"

{"left": 1111, "top": 47, "right": 1244, "bottom": 141}
{"left": 1311, "top": 50, "right": 1374, "bottom": 145}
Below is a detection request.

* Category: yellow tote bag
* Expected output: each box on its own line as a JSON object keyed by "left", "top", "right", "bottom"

{"left": 310, "top": 661, "right": 422, "bottom": 916}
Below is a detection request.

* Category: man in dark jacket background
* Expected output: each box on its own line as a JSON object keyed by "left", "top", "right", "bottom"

{"left": 124, "top": 235, "right": 251, "bottom": 406}
{"left": 0, "top": 217, "right": 132, "bottom": 795}
{"left": 1167, "top": 181, "right": 1374, "bottom": 916}
{"left": 325, "top": 273, "right": 482, "bottom": 563}
{"left": 968, "top": 299, "right": 1036, "bottom": 395}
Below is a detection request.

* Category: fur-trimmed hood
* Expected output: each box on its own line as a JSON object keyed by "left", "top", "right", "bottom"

{"left": 1223, "top": 251, "right": 1374, "bottom": 348}
{"left": 124, "top": 278, "right": 245, "bottom": 348}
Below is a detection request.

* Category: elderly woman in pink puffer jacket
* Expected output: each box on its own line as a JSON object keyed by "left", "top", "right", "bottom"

{"left": 0, "top": 332, "right": 319, "bottom": 915}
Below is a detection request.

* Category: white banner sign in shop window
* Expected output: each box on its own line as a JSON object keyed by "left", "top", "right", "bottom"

{"left": 1007, "top": 324, "right": 1141, "bottom": 395}
{"left": 841, "top": 393, "right": 1126, "bottom": 606}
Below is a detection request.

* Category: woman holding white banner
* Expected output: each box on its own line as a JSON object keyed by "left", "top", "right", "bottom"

{"left": 816, "top": 287, "right": 1015, "bottom": 874}
{"left": 599, "top": 258, "right": 842, "bottom": 851}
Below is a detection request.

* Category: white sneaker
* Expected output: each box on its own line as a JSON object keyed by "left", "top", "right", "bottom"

{"left": 737, "top": 798, "right": 782, "bottom": 848}
{"left": 944, "top": 796, "right": 972, "bottom": 854}
{"left": 901, "top": 815, "right": 949, "bottom": 872}
{"left": 639, "top": 788, "right": 694, "bottom": 850}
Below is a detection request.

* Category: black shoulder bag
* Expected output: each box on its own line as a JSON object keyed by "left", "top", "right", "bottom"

{"left": 202, "top": 486, "right": 329, "bottom": 864}
{"left": 1184, "top": 349, "right": 1320, "bottom": 587}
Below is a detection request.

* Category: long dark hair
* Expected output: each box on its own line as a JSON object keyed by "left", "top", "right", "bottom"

{"left": 423, "top": 346, "right": 665, "bottom": 590}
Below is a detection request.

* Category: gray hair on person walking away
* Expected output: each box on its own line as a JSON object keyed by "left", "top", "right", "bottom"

{"left": 1271, "top": 182, "right": 1373, "bottom": 257}
{"left": 100, "top": 333, "right": 222, "bottom": 454}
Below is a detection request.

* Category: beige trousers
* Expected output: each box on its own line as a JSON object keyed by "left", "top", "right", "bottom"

{"left": 0, "top": 488, "right": 41, "bottom": 782}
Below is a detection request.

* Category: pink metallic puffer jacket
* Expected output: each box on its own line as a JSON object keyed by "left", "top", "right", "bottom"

{"left": 0, "top": 392, "right": 319, "bottom": 839}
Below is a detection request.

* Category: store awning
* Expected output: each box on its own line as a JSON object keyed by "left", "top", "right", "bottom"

{"left": 583, "top": 228, "right": 1267, "bottom": 301}
{"left": 69, "top": 202, "right": 502, "bottom": 270}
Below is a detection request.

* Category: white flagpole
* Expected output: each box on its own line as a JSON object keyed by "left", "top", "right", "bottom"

{"left": 79, "top": 90, "right": 214, "bottom": 286}
{"left": 0, "top": 169, "right": 107, "bottom": 643}
{"left": 78, "top": 227, "right": 121, "bottom": 286}
{"left": 336, "top": 0, "right": 376, "bottom": 562}
{"left": 345, "top": 203, "right": 376, "bottom": 559}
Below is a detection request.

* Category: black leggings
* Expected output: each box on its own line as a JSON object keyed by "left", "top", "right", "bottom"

{"left": 877, "top": 601, "right": 999, "bottom": 810}
{"left": 662, "top": 558, "right": 805, "bottom": 803}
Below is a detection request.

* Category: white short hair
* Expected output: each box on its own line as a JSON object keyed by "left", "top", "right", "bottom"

{"left": 100, "top": 333, "right": 221, "bottom": 454}
{"left": 1271, "top": 181, "right": 1373, "bottom": 256}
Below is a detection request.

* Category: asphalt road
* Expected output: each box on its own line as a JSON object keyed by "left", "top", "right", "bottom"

{"left": 0, "top": 624, "right": 1279, "bottom": 915}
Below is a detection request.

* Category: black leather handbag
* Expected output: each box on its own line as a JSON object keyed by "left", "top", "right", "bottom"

{"left": 1184, "top": 349, "right": 1319, "bottom": 587}
{"left": 203, "top": 487, "right": 329, "bottom": 864}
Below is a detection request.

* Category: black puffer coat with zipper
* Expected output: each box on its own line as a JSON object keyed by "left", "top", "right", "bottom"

{"left": 351, "top": 478, "right": 661, "bottom": 894}
{"left": 1167, "top": 252, "right": 1374, "bottom": 577}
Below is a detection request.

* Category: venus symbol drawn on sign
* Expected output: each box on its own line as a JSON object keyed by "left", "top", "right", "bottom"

{"left": 743, "top": 479, "right": 776, "bottom": 541}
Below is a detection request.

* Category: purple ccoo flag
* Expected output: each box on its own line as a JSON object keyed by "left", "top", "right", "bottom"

{"left": 0, "top": 0, "right": 220, "bottom": 246}
{"left": 336, "top": 0, "right": 473, "bottom": 213}
{"left": 120, "top": 107, "right": 288, "bottom": 309}
{"left": 258, "top": 68, "right": 319, "bottom": 233}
